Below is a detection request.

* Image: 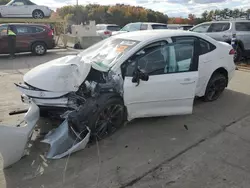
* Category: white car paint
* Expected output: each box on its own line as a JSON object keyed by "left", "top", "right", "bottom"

{"left": 0, "top": 102, "right": 39, "bottom": 168}
{"left": 21, "top": 30, "right": 235, "bottom": 115}
{"left": 96, "top": 24, "right": 121, "bottom": 39}
{"left": 0, "top": 0, "right": 52, "bottom": 18}
{"left": 23, "top": 55, "right": 92, "bottom": 92}
{"left": 112, "top": 22, "right": 168, "bottom": 36}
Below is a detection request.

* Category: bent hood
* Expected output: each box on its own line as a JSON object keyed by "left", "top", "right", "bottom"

{"left": 24, "top": 55, "right": 92, "bottom": 92}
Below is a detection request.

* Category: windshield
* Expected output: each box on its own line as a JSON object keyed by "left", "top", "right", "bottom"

{"left": 78, "top": 37, "right": 140, "bottom": 70}
{"left": 120, "top": 23, "right": 141, "bottom": 32}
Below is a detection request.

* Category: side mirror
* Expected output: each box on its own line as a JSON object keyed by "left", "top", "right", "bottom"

{"left": 132, "top": 68, "right": 149, "bottom": 85}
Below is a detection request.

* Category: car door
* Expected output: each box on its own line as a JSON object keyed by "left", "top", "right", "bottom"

{"left": 14, "top": 25, "right": 34, "bottom": 52}
{"left": 5, "top": 0, "right": 27, "bottom": 17}
{"left": 0, "top": 25, "right": 9, "bottom": 54}
{"left": 235, "top": 22, "right": 250, "bottom": 50}
{"left": 123, "top": 39, "right": 199, "bottom": 120}
{"left": 206, "top": 22, "right": 231, "bottom": 41}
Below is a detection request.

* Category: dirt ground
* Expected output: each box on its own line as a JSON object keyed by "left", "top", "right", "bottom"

{"left": 1, "top": 51, "right": 250, "bottom": 188}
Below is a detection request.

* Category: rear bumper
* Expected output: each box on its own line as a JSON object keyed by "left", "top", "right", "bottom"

{"left": 46, "top": 39, "right": 56, "bottom": 49}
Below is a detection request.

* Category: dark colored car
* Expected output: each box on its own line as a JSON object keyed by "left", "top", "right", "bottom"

{"left": 0, "top": 23, "right": 55, "bottom": 55}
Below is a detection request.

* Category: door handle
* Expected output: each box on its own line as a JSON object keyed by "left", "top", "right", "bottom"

{"left": 180, "top": 81, "right": 195, "bottom": 85}
{"left": 180, "top": 78, "right": 195, "bottom": 85}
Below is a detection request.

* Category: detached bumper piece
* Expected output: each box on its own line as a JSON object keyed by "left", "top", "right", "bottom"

{"left": 0, "top": 101, "right": 40, "bottom": 168}
{"left": 41, "top": 120, "right": 90, "bottom": 159}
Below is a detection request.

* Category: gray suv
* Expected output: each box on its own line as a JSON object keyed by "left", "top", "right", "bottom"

{"left": 189, "top": 20, "right": 250, "bottom": 62}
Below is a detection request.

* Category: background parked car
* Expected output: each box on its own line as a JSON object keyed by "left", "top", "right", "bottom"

{"left": 189, "top": 20, "right": 250, "bottom": 62}
{"left": 96, "top": 24, "right": 121, "bottom": 39}
{"left": 112, "top": 22, "right": 168, "bottom": 35}
{"left": 0, "top": 0, "right": 52, "bottom": 19}
{"left": 0, "top": 23, "right": 55, "bottom": 55}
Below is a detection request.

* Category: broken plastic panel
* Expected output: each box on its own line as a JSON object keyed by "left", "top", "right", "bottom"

{"left": 41, "top": 119, "right": 90, "bottom": 159}
{"left": 0, "top": 102, "right": 40, "bottom": 169}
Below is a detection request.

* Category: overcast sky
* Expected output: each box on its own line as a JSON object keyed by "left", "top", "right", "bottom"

{"left": 36, "top": 0, "right": 250, "bottom": 17}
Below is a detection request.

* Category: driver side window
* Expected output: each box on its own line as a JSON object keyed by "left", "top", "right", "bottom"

{"left": 123, "top": 39, "right": 195, "bottom": 77}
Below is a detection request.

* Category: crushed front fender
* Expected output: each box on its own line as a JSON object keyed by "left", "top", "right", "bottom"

{"left": 0, "top": 102, "right": 40, "bottom": 169}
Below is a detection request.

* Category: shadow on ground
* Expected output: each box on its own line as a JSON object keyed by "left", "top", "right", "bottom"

{"left": 3, "top": 88, "right": 250, "bottom": 188}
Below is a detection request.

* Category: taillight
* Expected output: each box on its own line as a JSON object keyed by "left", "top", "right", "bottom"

{"left": 104, "top": 31, "right": 111, "bottom": 35}
{"left": 229, "top": 49, "right": 235, "bottom": 55}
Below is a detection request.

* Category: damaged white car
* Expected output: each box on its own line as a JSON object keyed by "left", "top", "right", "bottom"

{"left": 0, "top": 30, "right": 236, "bottom": 168}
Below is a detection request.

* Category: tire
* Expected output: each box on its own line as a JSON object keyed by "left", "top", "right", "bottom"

{"left": 89, "top": 97, "right": 125, "bottom": 140}
{"left": 234, "top": 46, "right": 242, "bottom": 63}
{"left": 32, "top": 42, "right": 47, "bottom": 56}
{"left": 69, "top": 94, "right": 125, "bottom": 141}
{"left": 203, "top": 73, "right": 227, "bottom": 102}
{"left": 32, "top": 10, "right": 44, "bottom": 19}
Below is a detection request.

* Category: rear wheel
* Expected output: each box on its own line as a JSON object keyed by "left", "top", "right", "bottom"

{"left": 203, "top": 73, "right": 227, "bottom": 102}
{"left": 32, "top": 10, "right": 44, "bottom": 19}
{"left": 32, "top": 42, "right": 47, "bottom": 56}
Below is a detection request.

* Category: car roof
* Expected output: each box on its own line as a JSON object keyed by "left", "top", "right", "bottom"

{"left": 200, "top": 20, "right": 250, "bottom": 24}
{"left": 128, "top": 22, "right": 167, "bottom": 25}
{"left": 112, "top": 29, "right": 212, "bottom": 42}
{"left": 96, "top": 24, "right": 119, "bottom": 26}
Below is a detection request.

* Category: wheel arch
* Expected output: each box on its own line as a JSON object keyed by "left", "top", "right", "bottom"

{"left": 31, "top": 41, "right": 47, "bottom": 50}
{"left": 32, "top": 9, "right": 44, "bottom": 14}
{"left": 211, "top": 67, "right": 229, "bottom": 86}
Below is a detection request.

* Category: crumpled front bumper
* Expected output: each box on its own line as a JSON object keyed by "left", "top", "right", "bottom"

{"left": 0, "top": 101, "right": 40, "bottom": 169}
{"left": 0, "top": 101, "right": 90, "bottom": 169}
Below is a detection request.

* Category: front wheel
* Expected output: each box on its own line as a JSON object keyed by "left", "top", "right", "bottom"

{"left": 89, "top": 97, "right": 125, "bottom": 140}
{"left": 203, "top": 73, "right": 227, "bottom": 102}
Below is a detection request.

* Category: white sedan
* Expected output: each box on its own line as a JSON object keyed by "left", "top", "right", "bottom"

{"left": 0, "top": 0, "right": 52, "bottom": 19}
{"left": 0, "top": 30, "right": 235, "bottom": 168}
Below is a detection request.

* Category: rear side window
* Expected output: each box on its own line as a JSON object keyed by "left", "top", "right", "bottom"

{"left": 152, "top": 24, "right": 168, "bottom": 29}
{"left": 235, "top": 22, "right": 250, "bottom": 31}
{"left": 140, "top": 24, "right": 148, "bottom": 30}
{"left": 208, "top": 23, "right": 230, "bottom": 32}
{"left": 16, "top": 25, "right": 44, "bottom": 34}
{"left": 107, "top": 26, "right": 121, "bottom": 31}
{"left": 31, "top": 26, "right": 45, "bottom": 33}
{"left": 199, "top": 39, "right": 216, "bottom": 55}
{"left": 16, "top": 26, "right": 31, "bottom": 34}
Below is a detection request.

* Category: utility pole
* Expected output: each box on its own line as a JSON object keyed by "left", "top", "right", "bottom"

{"left": 76, "top": 0, "right": 78, "bottom": 6}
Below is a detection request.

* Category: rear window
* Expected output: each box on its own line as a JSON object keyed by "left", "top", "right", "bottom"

{"left": 152, "top": 24, "right": 168, "bottom": 29}
{"left": 235, "top": 22, "right": 250, "bottom": 31}
{"left": 107, "top": 26, "right": 120, "bottom": 31}
{"left": 208, "top": 23, "right": 230, "bottom": 32}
